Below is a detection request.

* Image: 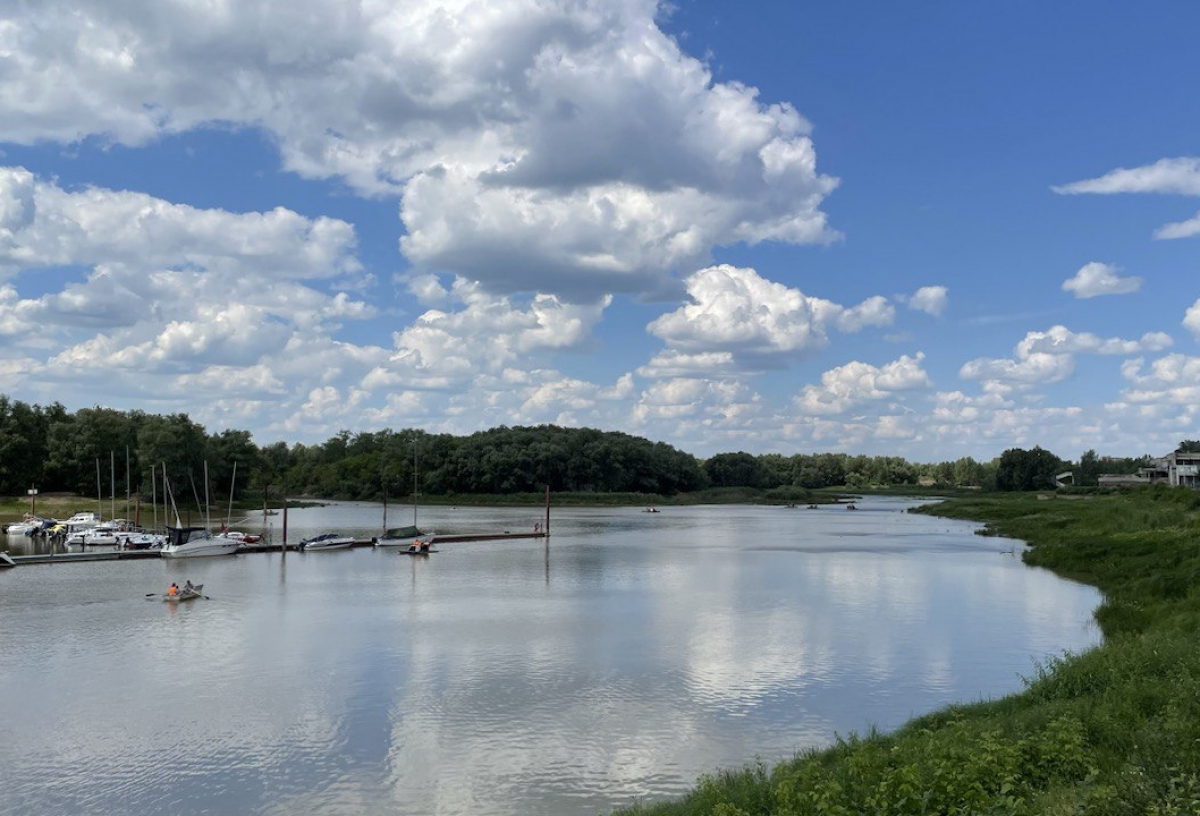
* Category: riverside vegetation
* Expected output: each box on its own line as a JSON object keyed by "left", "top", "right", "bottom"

{"left": 614, "top": 486, "right": 1200, "bottom": 816}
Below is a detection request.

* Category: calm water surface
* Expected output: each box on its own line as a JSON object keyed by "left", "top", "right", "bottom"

{"left": 0, "top": 498, "right": 1100, "bottom": 816}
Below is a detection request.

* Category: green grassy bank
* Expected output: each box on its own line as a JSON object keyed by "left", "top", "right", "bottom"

{"left": 615, "top": 487, "right": 1200, "bottom": 816}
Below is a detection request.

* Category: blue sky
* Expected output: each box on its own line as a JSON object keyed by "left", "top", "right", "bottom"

{"left": 1, "top": 1, "right": 1197, "bottom": 462}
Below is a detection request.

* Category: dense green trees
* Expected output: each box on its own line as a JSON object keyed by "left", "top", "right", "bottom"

{"left": 0, "top": 397, "right": 67, "bottom": 495}
{"left": 995, "top": 446, "right": 1065, "bottom": 491}
{"left": 2, "top": 393, "right": 1174, "bottom": 501}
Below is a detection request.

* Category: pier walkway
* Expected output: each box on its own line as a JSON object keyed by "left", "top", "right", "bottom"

{"left": 3, "top": 531, "right": 549, "bottom": 565}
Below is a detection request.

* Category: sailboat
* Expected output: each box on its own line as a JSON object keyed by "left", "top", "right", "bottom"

{"left": 160, "top": 463, "right": 239, "bottom": 558}
{"left": 374, "top": 443, "right": 434, "bottom": 548}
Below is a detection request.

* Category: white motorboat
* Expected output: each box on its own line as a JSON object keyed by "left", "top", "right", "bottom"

{"left": 119, "top": 532, "right": 166, "bottom": 550}
{"left": 160, "top": 526, "right": 240, "bottom": 558}
{"left": 4, "top": 515, "right": 52, "bottom": 535}
{"left": 66, "top": 529, "right": 121, "bottom": 547}
{"left": 62, "top": 511, "right": 102, "bottom": 528}
{"left": 215, "top": 530, "right": 262, "bottom": 545}
{"left": 298, "top": 533, "right": 354, "bottom": 551}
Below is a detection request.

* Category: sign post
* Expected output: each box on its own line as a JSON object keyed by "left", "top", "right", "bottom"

{"left": 27, "top": 487, "right": 38, "bottom": 515}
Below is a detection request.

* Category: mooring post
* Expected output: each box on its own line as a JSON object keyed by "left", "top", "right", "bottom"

{"left": 544, "top": 485, "right": 550, "bottom": 537}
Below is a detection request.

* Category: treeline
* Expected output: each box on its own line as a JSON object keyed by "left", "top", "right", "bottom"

{"left": 0, "top": 395, "right": 1163, "bottom": 501}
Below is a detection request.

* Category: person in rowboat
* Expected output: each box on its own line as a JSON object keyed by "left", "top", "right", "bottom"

{"left": 184, "top": 580, "right": 194, "bottom": 593}
{"left": 168, "top": 583, "right": 178, "bottom": 597}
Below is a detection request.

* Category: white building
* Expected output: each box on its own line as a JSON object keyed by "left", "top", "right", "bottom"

{"left": 1097, "top": 448, "right": 1200, "bottom": 488}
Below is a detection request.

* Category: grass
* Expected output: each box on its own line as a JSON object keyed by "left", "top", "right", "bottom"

{"left": 611, "top": 486, "right": 1200, "bottom": 816}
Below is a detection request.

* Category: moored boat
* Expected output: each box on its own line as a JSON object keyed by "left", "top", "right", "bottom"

{"left": 62, "top": 511, "right": 102, "bottom": 528}
{"left": 298, "top": 533, "right": 354, "bottom": 551}
{"left": 119, "top": 532, "right": 166, "bottom": 550}
{"left": 4, "top": 515, "right": 52, "bottom": 535}
{"left": 374, "top": 525, "right": 434, "bottom": 548}
{"left": 160, "top": 526, "right": 240, "bottom": 558}
{"left": 215, "top": 530, "right": 262, "bottom": 545}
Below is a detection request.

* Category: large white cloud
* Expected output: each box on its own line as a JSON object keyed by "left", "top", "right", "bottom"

{"left": 364, "top": 279, "right": 610, "bottom": 389}
{"left": 1, "top": 0, "right": 841, "bottom": 301}
{"left": 1061, "top": 262, "right": 1141, "bottom": 299}
{"left": 645, "top": 264, "right": 893, "bottom": 372}
{"left": 795, "top": 354, "right": 932, "bottom": 416}
{"left": 0, "top": 167, "right": 388, "bottom": 433}
{"left": 960, "top": 325, "right": 1172, "bottom": 388}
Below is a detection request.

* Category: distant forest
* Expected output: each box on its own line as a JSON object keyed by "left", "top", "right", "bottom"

{"left": 0, "top": 395, "right": 1158, "bottom": 501}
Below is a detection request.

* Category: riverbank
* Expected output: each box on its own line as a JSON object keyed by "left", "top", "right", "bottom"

{"left": 614, "top": 486, "right": 1200, "bottom": 815}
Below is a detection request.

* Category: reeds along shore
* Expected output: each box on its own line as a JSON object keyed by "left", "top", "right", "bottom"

{"left": 614, "top": 486, "right": 1200, "bottom": 816}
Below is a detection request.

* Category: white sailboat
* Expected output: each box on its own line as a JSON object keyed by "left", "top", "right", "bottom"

{"left": 159, "top": 463, "right": 239, "bottom": 559}
{"left": 375, "top": 442, "right": 434, "bottom": 547}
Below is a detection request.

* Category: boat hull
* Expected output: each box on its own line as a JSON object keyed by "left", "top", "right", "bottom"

{"left": 299, "top": 533, "right": 355, "bottom": 551}
{"left": 161, "top": 541, "right": 240, "bottom": 558}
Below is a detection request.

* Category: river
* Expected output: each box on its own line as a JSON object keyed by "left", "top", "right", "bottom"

{"left": 0, "top": 497, "right": 1101, "bottom": 816}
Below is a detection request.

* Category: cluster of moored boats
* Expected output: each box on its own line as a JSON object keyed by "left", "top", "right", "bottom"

{"left": 4, "top": 510, "right": 437, "bottom": 559}
{"left": 2, "top": 511, "right": 266, "bottom": 558}
{"left": 295, "top": 526, "right": 436, "bottom": 553}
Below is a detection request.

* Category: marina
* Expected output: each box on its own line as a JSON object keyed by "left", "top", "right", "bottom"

{"left": 0, "top": 498, "right": 1102, "bottom": 816}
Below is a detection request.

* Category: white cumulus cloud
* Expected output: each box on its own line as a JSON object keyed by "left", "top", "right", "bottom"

{"left": 905, "top": 285, "right": 948, "bottom": 316}
{"left": 646, "top": 264, "right": 893, "bottom": 370}
{"left": 794, "top": 354, "right": 932, "bottom": 416}
{"left": 961, "top": 325, "right": 1172, "bottom": 388}
{"left": 1185, "top": 299, "right": 1200, "bottom": 339}
{"left": 1061, "top": 262, "right": 1141, "bottom": 299}
{"left": 1, "top": 0, "right": 842, "bottom": 301}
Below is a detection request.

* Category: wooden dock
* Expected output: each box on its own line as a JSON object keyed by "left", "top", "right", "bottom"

{"left": 2, "top": 531, "right": 550, "bottom": 565}
{"left": 6, "top": 550, "right": 164, "bottom": 565}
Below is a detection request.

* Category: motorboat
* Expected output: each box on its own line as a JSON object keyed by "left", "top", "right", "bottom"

{"left": 65, "top": 529, "right": 121, "bottom": 547}
{"left": 160, "top": 526, "right": 240, "bottom": 558}
{"left": 120, "top": 532, "right": 166, "bottom": 550}
{"left": 4, "top": 515, "right": 52, "bottom": 535}
{"left": 374, "top": 525, "right": 433, "bottom": 548}
{"left": 62, "top": 511, "right": 102, "bottom": 528}
{"left": 298, "top": 533, "right": 354, "bottom": 551}
{"left": 215, "top": 530, "right": 262, "bottom": 545}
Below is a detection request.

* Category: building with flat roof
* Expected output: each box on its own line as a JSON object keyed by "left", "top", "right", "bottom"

{"left": 1097, "top": 449, "right": 1200, "bottom": 488}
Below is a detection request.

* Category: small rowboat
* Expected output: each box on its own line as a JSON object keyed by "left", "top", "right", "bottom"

{"left": 162, "top": 584, "right": 204, "bottom": 602}
{"left": 400, "top": 549, "right": 439, "bottom": 556}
